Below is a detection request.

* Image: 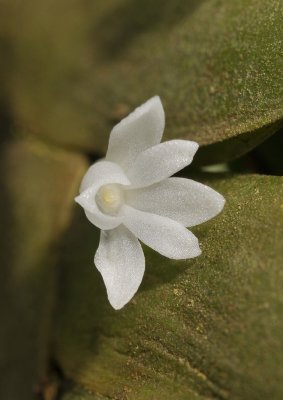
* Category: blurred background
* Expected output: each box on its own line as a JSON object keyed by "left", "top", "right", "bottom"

{"left": 0, "top": 1, "right": 282, "bottom": 399}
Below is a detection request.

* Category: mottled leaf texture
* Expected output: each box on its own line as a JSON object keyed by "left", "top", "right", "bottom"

{"left": 0, "top": 0, "right": 282, "bottom": 161}
{"left": 89, "top": 0, "right": 283, "bottom": 163}
{"left": 62, "top": 387, "right": 109, "bottom": 400}
{"left": 0, "top": 140, "right": 87, "bottom": 400}
{"left": 54, "top": 174, "right": 283, "bottom": 400}
{"left": 0, "top": 2, "right": 282, "bottom": 400}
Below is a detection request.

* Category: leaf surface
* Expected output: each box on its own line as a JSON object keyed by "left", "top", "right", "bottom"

{"left": 54, "top": 174, "right": 283, "bottom": 399}
{"left": 0, "top": 139, "right": 87, "bottom": 400}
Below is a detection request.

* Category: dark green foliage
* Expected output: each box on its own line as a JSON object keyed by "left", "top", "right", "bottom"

{"left": 0, "top": 1, "right": 282, "bottom": 399}
{"left": 54, "top": 175, "right": 283, "bottom": 399}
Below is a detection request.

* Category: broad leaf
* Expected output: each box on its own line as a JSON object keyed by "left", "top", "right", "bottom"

{"left": 1, "top": 0, "right": 282, "bottom": 161}
{"left": 90, "top": 0, "right": 283, "bottom": 163}
{"left": 62, "top": 387, "right": 109, "bottom": 400}
{"left": 0, "top": 140, "right": 87, "bottom": 400}
{"left": 0, "top": 0, "right": 96, "bottom": 150}
{"left": 54, "top": 174, "right": 283, "bottom": 399}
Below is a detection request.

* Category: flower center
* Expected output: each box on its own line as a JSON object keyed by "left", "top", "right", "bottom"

{"left": 96, "top": 184, "right": 124, "bottom": 216}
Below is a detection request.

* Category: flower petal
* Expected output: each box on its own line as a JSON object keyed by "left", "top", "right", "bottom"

{"left": 94, "top": 225, "right": 145, "bottom": 310}
{"left": 75, "top": 161, "right": 130, "bottom": 230}
{"left": 106, "top": 96, "right": 165, "bottom": 172}
{"left": 79, "top": 160, "right": 130, "bottom": 193}
{"left": 125, "top": 177, "right": 225, "bottom": 227}
{"left": 127, "top": 140, "right": 199, "bottom": 187}
{"left": 122, "top": 205, "right": 201, "bottom": 259}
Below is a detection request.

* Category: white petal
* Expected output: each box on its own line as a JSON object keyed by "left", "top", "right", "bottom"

{"left": 79, "top": 159, "right": 129, "bottom": 193}
{"left": 125, "top": 177, "right": 225, "bottom": 227}
{"left": 127, "top": 140, "right": 199, "bottom": 187}
{"left": 75, "top": 161, "right": 130, "bottom": 230}
{"left": 122, "top": 205, "right": 201, "bottom": 259}
{"left": 106, "top": 96, "right": 165, "bottom": 172}
{"left": 94, "top": 226, "right": 145, "bottom": 310}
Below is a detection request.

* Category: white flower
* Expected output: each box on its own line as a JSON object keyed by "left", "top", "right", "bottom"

{"left": 75, "top": 96, "right": 225, "bottom": 310}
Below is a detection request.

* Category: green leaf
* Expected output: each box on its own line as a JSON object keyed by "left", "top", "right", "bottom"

{"left": 0, "top": 0, "right": 97, "bottom": 150}
{"left": 53, "top": 174, "right": 283, "bottom": 399}
{"left": 0, "top": 139, "right": 87, "bottom": 400}
{"left": 90, "top": 0, "right": 283, "bottom": 162}
{"left": 2, "top": 1, "right": 282, "bottom": 160}
{"left": 62, "top": 387, "right": 109, "bottom": 400}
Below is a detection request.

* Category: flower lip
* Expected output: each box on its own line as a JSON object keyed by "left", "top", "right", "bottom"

{"left": 96, "top": 184, "right": 124, "bottom": 216}
{"left": 75, "top": 160, "right": 130, "bottom": 230}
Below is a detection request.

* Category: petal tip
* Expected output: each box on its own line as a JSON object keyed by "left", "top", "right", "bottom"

{"left": 108, "top": 290, "right": 137, "bottom": 310}
{"left": 150, "top": 95, "right": 162, "bottom": 105}
{"left": 74, "top": 194, "right": 83, "bottom": 206}
{"left": 109, "top": 299, "right": 125, "bottom": 310}
{"left": 74, "top": 191, "right": 90, "bottom": 209}
{"left": 216, "top": 193, "right": 226, "bottom": 214}
{"left": 186, "top": 242, "right": 202, "bottom": 259}
{"left": 186, "top": 236, "right": 202, "bottom": 259}
{"left": 194, "top": 246, "right": 202, "bottom": 258}
{"left": 189, "top": 140, "right": 199, "bottom": 156}
{"left": 194, "top": 141, "right": 199, "bottom": 151}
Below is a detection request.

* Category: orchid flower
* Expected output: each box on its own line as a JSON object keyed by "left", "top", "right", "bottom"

{"left": 75, "top": 96, "right": 225, "bottom": 310}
